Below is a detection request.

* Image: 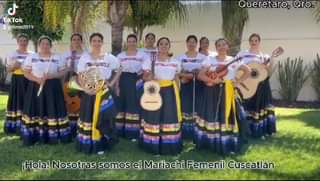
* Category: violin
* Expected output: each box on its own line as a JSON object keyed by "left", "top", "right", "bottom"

{"left": 205, "top": 56, "right": 242, "bottom": 86}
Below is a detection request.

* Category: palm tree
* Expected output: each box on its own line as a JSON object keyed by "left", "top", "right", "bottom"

{"left": 107, "top": 0, "right": 129, "bottom": 55}
{"left": 221, "top": 1, "right": 249, "bottom": 56}
{"left": 313, "top": 1, "right": 320, "bottom": 23}
{"left": 125, "top": 0, "right": 187, "bottom": 43}
{"left": 43, "top": 0, "right": 106, "bottom": 45}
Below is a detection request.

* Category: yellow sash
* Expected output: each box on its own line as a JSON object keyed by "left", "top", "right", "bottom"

{"left": 224, "top": 80, "right": 238, "bottom": 132}
{"left": 158, "top": 80, "right": 182, "bottom": 122}
{"left": 91, "top": 88, "right": 108, "bottom": 141}
{"left": 13, "top": 68, "right": 24, "bottom": 75}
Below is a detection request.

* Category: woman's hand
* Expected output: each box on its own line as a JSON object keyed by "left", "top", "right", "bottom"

{"left": 85, "top": 89, "right": 96, "bottom": 95}
{"left": 233, "top": 79, "right": 240, "bottom": 88}
{"left": 7, "top": 61, "right": 21, "bottom": 72}
{"left": 13, "top": 61, "right": 21, "bottom": 69}
{"left": 35, "top": 76, "right": 46, "bottom": 85}
{"left": 212, "top": 77, "right": 223, "bottom": 84}
{"left": 206, "top": 77, "right": 223, "bottom": 86}
{"left": 143, "top": 71, "right": 153, "bottom": 81}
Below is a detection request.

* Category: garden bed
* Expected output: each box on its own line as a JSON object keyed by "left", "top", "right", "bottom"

{"left": 272, "top": 99, "right": 320, "bottom": 109}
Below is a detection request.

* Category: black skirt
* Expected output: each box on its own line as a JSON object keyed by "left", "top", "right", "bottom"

{"left": 140, "top": 84, "right": 182, "bottom": 155}
{"left": 76, "top": 89, "right": 118, "bottom": 154}
{"left": 115, "top": 72, "right": 142, "bottom": 139}
{"left": 63, "top": 72, "right": 80, "bottom": 138}
{"left": 243, "top": 78, "right": 276, "bottom": 138}
{"left": 4, "top": 74, "right": 28, "bottom": 135}
{"left": 21, "top": 79, "right": 71, "bottom": 145}
{"left": 235, "top": 91, "right": 250, "bottom": 144}
{"left": 180, "top": 79, "right": 203, "bottom": 140}
{"left": 194, "top": 81, "right": 240, "bottom": 155}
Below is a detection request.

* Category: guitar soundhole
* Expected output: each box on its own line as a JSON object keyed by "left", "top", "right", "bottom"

{"left": 148, "top": 86, "right": 156, "bottom": 94}
{"left": 251, "top": 69, "right": 258, "bottom": 78}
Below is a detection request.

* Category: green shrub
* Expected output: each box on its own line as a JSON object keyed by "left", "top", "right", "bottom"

{"left": 0, "top": 57, "right": 8, "bottom": 85}
{"left": 311, "top": 54, "right": 320, "bottom": 100}
{"left": 277, "top": 57, "right": 310, "bottom": 103}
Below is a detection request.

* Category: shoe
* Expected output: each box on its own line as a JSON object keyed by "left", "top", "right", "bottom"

{"left": 97, "top": 151, "right": 104, "bottom": 155}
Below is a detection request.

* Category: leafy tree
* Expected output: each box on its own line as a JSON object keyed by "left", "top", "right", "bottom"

{"left": 5, "top": 0, "right": 64, "bottom": 51}
{"left": 221, "top": 1, "right": 249, "bottom": 56}
{"left": 125, "top": 0, "right": 187, "bottom": 42}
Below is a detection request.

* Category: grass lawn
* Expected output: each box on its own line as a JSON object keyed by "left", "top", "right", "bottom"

{"left": 0, "top": 93, "right": 319, "bottom": 180}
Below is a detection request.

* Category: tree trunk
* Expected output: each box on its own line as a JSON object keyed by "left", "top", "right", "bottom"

{"left": 33, "top": 40, "right": 38, "bottom": 52}
{"left": 221, "top": 1, "right": 248, "bottom": 57}
{"left": 111, "top": 23, "right": 124, "bottom": 55}
{"left": 228, "top": 32, "right": 243, "bottom": 56}
{"left": 108, "top": 0, "right": 129, "bottom": 55}
{"left": 73, "top": 2, "right": 87, "bottom": 34}
{"left": 137, "top": 24, "right": 145, "bottom": 43}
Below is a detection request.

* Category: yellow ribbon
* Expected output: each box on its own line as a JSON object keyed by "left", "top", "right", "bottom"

{"left": 158, "top": 80, "right": 182, "bottom": 122}
{"left": 91, "top": 88, "right": 108, "bottom": 141}
{"left": 13, "top": 68, "right": 24, "bottom": 75}
{"left": 224, "top": 80, "right": 238, "bottom": 132}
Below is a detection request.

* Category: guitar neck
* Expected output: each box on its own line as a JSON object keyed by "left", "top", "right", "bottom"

{"left": 151, "top": 52, "right": 156, "bottom": 80}
{"left": 216, "top": 56, "right": 242, "bottom": 73}
{"left": 263, "top": 56, "right": 275, "bottom": 65}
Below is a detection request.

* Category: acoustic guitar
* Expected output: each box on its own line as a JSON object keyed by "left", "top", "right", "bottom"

{"left": 140, "top": 51, "right": 162, "bottom": 111}
{"left": 63, "top": 51, "right": 81, "bottom": 114}
{"left": 235, "top": 46, "right": 284, "bottom": 99}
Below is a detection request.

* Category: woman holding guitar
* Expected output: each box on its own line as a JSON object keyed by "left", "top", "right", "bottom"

{"left": 115, "top": 34, "right": 150, "bottom": 141}
{"left": 196, "top": 38, "right": 250, "bottom": 155}
{"left": 176, "top": 35, "right": 207, "bottom": 139}
{"left": 4, "top": 34, "right": 32, "bottom": 135}
{"left": 75, "top": 33, "right": 121, "bottom": 154}
{"left": 140, "top": 37, "right": 182, "bottom": 155}
{"left": 21, "top": 36, "right": 71, "bottom": 145}
{"left": 62, "top": 33, "right": 85, "bottom": 138}
{"left": 235, "top": 33, "right": 284, "bottom": 139}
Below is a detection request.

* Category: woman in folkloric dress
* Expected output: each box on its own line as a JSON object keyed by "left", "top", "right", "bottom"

{"left": 21, "top": 36, "right": 71, "bottom": 145}
{"left": 4, "top": 34, "right": 32, "bottom": 135}
{"left": 235, "top": 33, "right": 278, "bottom": 139}
{"left": 75, "top": 33, "right": 122, "bottom": 154}
{"left": 196, "top": 38, "right": 249, "bottom": 155}
{"left": 61, "top": 33, "right": 86, "bottom": 137}
{"left": 176, "top": 35, "right": 207, "bottom": 140}
{"left": 115, "top": 34, "right": 150, "bottom": 142}
{"left": 140, "top": 37, "right": 183, "bottom": 155}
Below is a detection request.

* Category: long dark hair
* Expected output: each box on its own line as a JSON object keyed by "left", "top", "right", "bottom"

{"left": 38, "top": 35, "right": 52, "bottom": 47}
{"left": 249, "top": 33, "right": 261, "bottom": 42}
{"left": 214, "top": 38, "right": 229, "bottom": 47}
{"left": 89, "top": 32, "right": 104, "bottom": 42}
{"left": 157, "top": 37, "right": 173, "bottom": 57}
{"left": 70, "top": 33, "right": 83, "bottom": 42}
{"left": 198, "top": 36, "right": 209, "bottom": 52}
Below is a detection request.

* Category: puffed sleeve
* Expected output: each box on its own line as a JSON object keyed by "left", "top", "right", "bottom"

{"left": 142, "top": 56, "right": 151, "bottom": 72}
{"left": 77, "top": 53, "right": 87, "bottom": 74}
{"left": 57, "top": 54, "right": 67, "bottom": 72}
{"left": 22, "top": 53, "right": 33, "bottom": 71}
{"left": 201, "top": 56, "right": 212, "bottom": 68}
{"left": 173, "top": 58, "right": 181, "bottom": 73}
{"left": 106, "top": 53, "right": 120, "bottom": 70}
{"left": 5, "top": 51, "right": 16, "bottom": 67}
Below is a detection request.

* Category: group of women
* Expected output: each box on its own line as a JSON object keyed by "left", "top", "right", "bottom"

{"left": 3, "top": 32, "right": 277, "bottom": 155}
